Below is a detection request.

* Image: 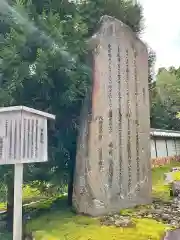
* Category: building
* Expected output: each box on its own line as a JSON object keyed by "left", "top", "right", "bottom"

{"left": 151, "top": 128, "right": 180, "bottom": 158}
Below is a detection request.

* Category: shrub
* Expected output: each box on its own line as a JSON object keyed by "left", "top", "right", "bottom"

{"left": 152, "top": 156, "right": 180, "bottom": 168}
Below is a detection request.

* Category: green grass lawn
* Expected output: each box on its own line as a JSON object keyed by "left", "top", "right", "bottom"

{"left": 29, "top": 209, "right": 167, "bottom": 240}
{"left": 152, "top": 161, "right": 180, "bottom": 200}
{"left": 26, "top": 196, "right": 168, "bottom": 240}
{"left": 2, "top": 162, "right": 180, "bottom": 240}
{"left": 26, "top": 162, "right": 180, "bottom": 240}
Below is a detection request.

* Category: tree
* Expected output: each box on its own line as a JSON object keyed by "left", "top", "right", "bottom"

{"left": 151, "top": 92, "right": 180, "bottom": 130}
{"left": 148, "top": 47, "right": 156, "bottom": 90}
{"left": 156, "top": 68, "right": 180, "bottom": 111}
{"left": 78, "top": 0, "right": 143, "bottom": 36}
{"left": 0, "top": 1, "right": 90, "bottom": 230}
{"left": 151, "top": 68, "right": 180, "bottom": 130}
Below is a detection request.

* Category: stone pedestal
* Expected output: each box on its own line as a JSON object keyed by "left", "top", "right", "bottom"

{"left": 73, "top": 15, "right": 152, "bottom": 216}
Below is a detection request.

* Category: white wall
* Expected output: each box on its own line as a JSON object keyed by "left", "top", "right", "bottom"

{"left": 176, "top": 139, "right": 180, "bottom": 155}
{"left": 151, "top": 139, "right": 156, "bottom": 158}
{"left": 166, "top": 139, "right": 176, "bottom": 156}
{"left": 155, "top": 139, "right": 167, "bottom": 157}
{"left": 151, "top": 137, "right": 180, "bottom": 158}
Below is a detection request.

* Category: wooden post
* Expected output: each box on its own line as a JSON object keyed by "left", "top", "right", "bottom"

{"left": 13, "top": 163, "right": 23, "bottom": 240}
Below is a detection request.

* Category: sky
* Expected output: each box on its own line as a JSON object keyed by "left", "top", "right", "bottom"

{"left": 139, "top": 0, "right": 180, "bottom": 71}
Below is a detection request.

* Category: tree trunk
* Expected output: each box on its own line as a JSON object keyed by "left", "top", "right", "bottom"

{"left": 68, "top": 150, "right": 76, "bottom": 207}
{"left": 6, "top": 167, "right": 14, "bottom": 232}
{"left": 67, "top": 161, "right": 74, "bottom": 206}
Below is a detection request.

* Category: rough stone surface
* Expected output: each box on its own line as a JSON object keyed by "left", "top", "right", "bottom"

{"left": 100, "top": 197, "right": 180, "bottom": 231}
{"left": 164, "top": 173, "right": 173, "bottom": 184}
{"left": 100, "top": 215, "right": 135, "bottom": 228}
{"left": 172, "top": 181, "right": 180, "bottom": 197}
{"left": 163, "top": 229, "right": 180, "bottom": 240}
{"left": 73, "top": 15, "right": 151, "bottom": 216}
{"left": 131, "top": 198, "right": 180, "bottom": 229}
{"left": 171, "top": 167, "right": 180, "bottom": 172}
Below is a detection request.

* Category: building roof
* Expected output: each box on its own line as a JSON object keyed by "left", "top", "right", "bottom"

{"left": 150, "top": 128, "right": 180, "bottom": 138}
{"left": 0, "top": 106, "right": 55, "bottom": 120}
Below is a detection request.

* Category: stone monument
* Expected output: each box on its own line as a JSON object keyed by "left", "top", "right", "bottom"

{"left": 73, "top": 15, "right": 152, "bottom": 216}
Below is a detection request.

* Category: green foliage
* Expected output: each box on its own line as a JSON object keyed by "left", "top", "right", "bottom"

{"left": 78, "top": 0, "right": 143, "bottom": 37}
{"left": 0, "top": 0, "right": 144, "bottom": 194}
{"left": 151, "top": 68, "right": 180, "bottom": 130}
{"left": 0, "top": 184, "right": 53, "bottom": 211}
{"left": 148, "top": 47, "right": 156, "bottom": 89}
{"left": 156, "top": 69, "right": 180, "bottom": 109}
{"left": 0, "top": 0, "right": 91, "bottom": 188}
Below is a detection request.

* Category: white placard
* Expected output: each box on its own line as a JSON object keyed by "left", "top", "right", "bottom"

{"left": 0, "top": 106, "right": 55, "bottom": 240}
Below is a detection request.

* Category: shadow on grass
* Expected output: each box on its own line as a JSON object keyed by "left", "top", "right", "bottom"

{"left": 27, "top": 196, "right": 103, "bottom": 239}
{"left": 25, "top": 195, "right": 71, "bottom": 219}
